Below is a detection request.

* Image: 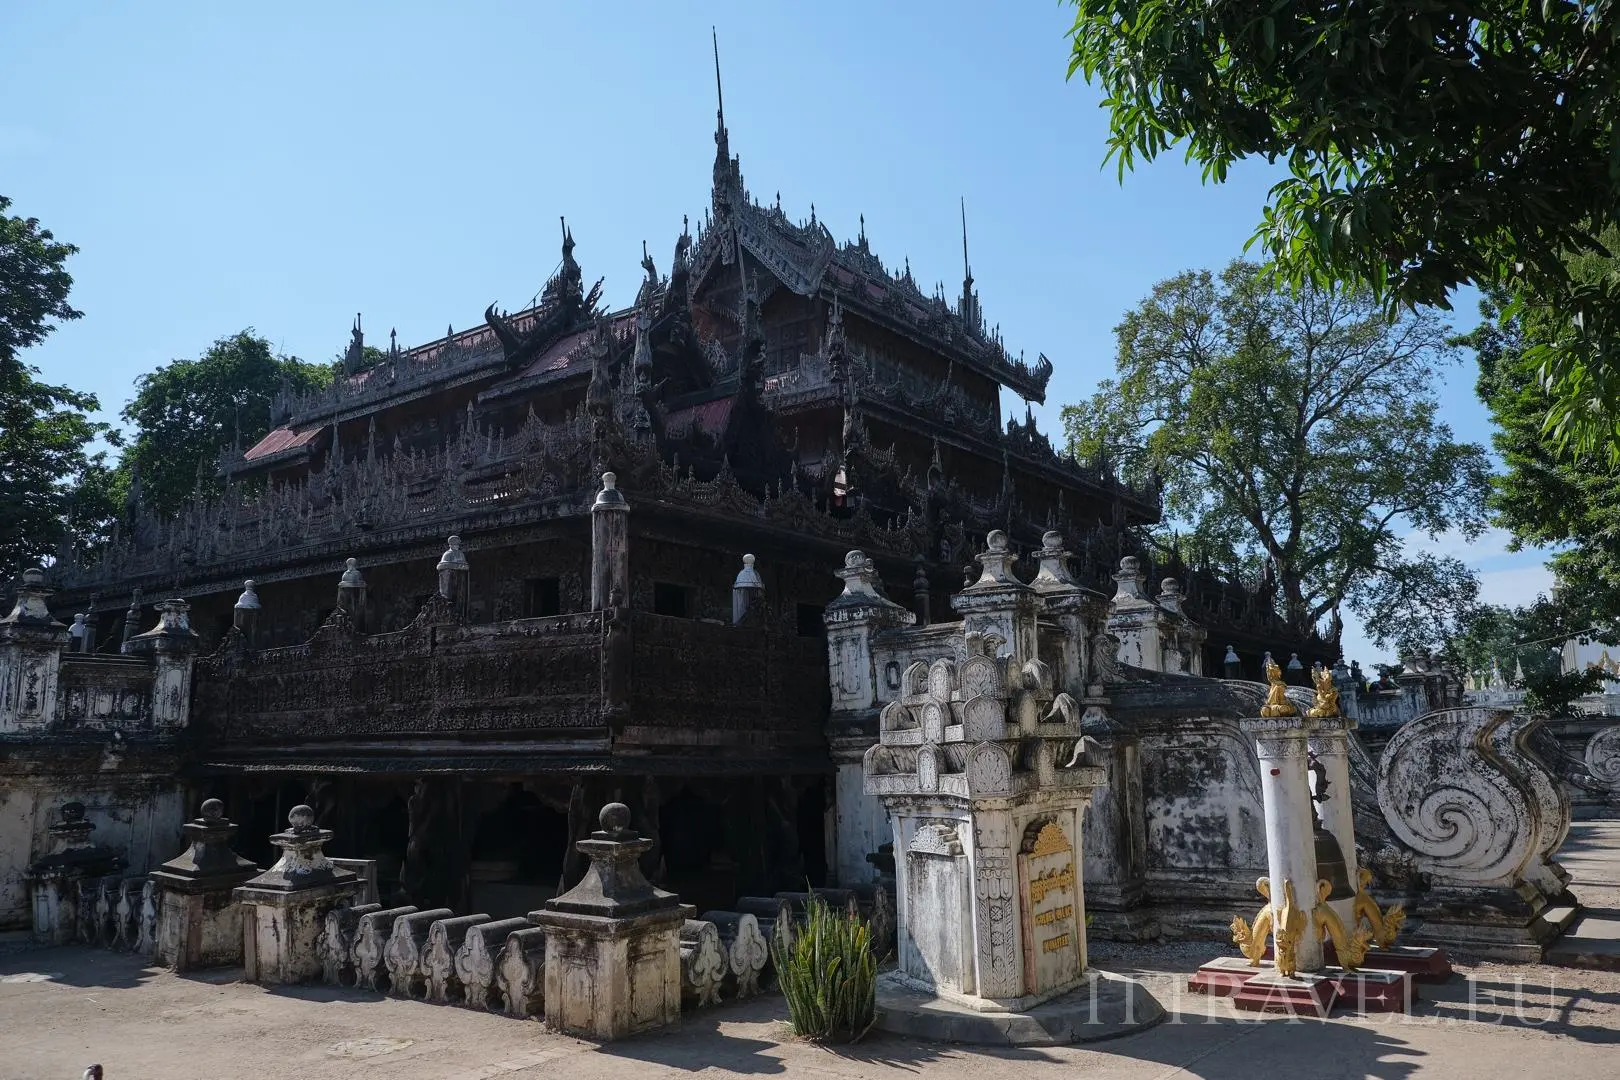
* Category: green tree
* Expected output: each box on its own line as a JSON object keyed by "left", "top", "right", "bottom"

{"left": 120, "top": 330, "right": 331, "bottom": 516}
{"left": 1062, "top": 260, "right": 1492, "bottom": 649}
{"left": 0, "top": 195, "right": 112, "bottom": 571}
{"left": 1465, "top": 272, "right": 1620, "bottom": 621}
{"left": 1064, "top": 1, "right": 1620, "bottom": 452}
{"left": 1446, "top": 600, "right": 1613, "bottom": 716}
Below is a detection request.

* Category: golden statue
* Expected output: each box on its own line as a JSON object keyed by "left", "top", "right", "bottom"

{"left": 1306, "top": 663, "right": 1340, "bottom": 718}
{"left": 1351, "top": 867, "right": 1406, "bottom": 949}
{"left": 1259, "top": 656, "right": 1299, "bottom": 717}
{"left": 1231, "top": 876, "right": 1307, "bottom": 978}
{"left": 1231, "top": 877, "right": 1275, "bottom": 966}
{"left": 1273, "top": 879, "right": 1307, "bottom": 977}
{"left": 1314, "top": 878, "right": 1373, "bottom": 970}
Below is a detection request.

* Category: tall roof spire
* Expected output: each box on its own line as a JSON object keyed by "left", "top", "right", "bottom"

{"left": 959, "top": 196, "right": 982, "bottom": 331}
{"left": 713, "top": 27, "right": 725, "bottom": 137}
{"left": 710, "top": 27, "right": 738, "bottom": 212}
{"left": 960, "top": 196, "right": 973, "bottom": 289}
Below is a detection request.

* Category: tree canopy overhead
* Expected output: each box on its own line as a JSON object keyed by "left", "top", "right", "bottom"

{"left": 0, "top": 195, "right": 112, "bottom": 571}
{"left": 121, "top": 330, "right": 331, "bottom": 517}
{"left": 1065, "top": 1, "right": 1620, "bottom": 451}
{"left": 1063, "top": 260, "right": 1492, "bottom": 654}
{"left": 1466, "top": 273, "right": 1620, "bottom": 628}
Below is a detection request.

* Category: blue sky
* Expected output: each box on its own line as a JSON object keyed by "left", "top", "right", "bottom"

{"left": 2, "top": 2, "right": 1548, "bottom": 663}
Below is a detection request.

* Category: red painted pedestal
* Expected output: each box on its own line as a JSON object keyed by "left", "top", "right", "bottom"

{"left": 1189, "top": 956, "right": 1420, "bottom": 1016}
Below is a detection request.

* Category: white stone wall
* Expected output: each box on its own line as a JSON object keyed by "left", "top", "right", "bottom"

{"left": 0, "top": 778, "right": 185, "bottom": 930}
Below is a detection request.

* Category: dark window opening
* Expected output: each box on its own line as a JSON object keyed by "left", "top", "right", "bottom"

{"left": 796, "top": 780, "right": 829, "bottom": 888}
{"left": 524, "top": 578, "right": 561, "bottom": 618}
{"left": 653, "top": 582, "right": 690, "bottom": 618}
{"left": 797, "top": 603, "right": 827, "bottom": 638}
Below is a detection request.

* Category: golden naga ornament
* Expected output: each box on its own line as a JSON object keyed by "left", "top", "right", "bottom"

{"left": 1231, "top": 877, "right": 1276, "bottom": 966}
{"left": 1232, "top": 877, "right": 1308, "bottom": 977}
{"left": 1314, "top": 878, "right": 1373, "bottom": 970}
{"left": 1259, "top": 657, "right": 1299, "bottom": 717}
{"left": 1306, "top": 663, "right": 1341, "bottom": 719}
{"left": 1351, "top": 867, "right": 1406, "bottom": 949}
{"left": 1273, "top": 878, "right": 1307, "bottom": 978}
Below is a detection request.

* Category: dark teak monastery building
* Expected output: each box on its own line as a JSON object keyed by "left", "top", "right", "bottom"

{"left": 36, "top": 70, "right": 1327, "bottom": 919}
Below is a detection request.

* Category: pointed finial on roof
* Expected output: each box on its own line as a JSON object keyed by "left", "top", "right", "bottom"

{"left": 446, "top": 323, "right": 453, "bottom": 339}
{"left": 858, "top": 213, "right": 866, "bottom": 248}
{"left": 960, "top": 196, "right": 972, "bottom": 287}
{"left": 712, "top": 26, "right": 725, "bottom": 134}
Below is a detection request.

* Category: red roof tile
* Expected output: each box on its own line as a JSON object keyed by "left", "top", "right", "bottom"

{"left": 664, "top": 397, "right": 734, "bottom": 439}
{"left": 243, "top": 426, "right": 321, "bottom": 461}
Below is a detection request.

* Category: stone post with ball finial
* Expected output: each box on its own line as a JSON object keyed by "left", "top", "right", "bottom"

{"left": 234, "top": 804, "right": 359, "bottom": 985}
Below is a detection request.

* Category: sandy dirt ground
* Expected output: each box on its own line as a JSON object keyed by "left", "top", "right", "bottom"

{"left": 3, "top": 942, "right": 1619, "bottom": 1080}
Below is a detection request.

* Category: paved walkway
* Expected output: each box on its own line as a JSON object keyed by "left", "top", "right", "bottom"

{"left": 1551, "top": 820, "right": 1620, "bottom": 969}
{"left": 7, "top": 825, "right": 1618, "bottom": 1078}
{"left": 4, "top": 946, "right": 1620, "bottom": 1080}
{"left": 1557, "top": 821, "right": 1620, "bottom": 888}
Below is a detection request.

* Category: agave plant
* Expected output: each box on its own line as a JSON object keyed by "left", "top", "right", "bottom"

{"left": 771, "top": 893, "right": 878, "bottom": 1043}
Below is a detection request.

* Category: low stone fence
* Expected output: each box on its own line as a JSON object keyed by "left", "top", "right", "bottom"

{"left": 59, "top": 873, "right": 159, "bottom": 957}
{"left": 315, "top": 884, "right": 893, "bottom": 1021}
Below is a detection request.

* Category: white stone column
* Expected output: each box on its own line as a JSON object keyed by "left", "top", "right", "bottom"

{"left": 437, "top": 535, "right": 470, "bottom": 620}
{"left": 590, "top": 473, "right": 630, "bottom": 611}
{"left": 1243, "top": 716, "right": 1324, "bottom": 973}
{"left": 123, "top": 599, "right": 198, "bottom": 731}
{"left": 731, "top": 554, "right": 763, "bottom": 625}
{"left": 1308, "top": 718, "right": 1359, "bottom": 929}
{"left": 0, "top": 567, "right": 71, "bottom": 733}
{"left": 823, "top": 551, "right": 913, "bottom": 887}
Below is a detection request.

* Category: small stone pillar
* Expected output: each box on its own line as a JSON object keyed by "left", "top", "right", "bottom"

{"left": 122, "top": 599, "right": 199, "bottom": 731}
{"left": 731, "top": 554, "right": 763, "bottom": 625}
{"left": 530, "top": 802, "right": 684, "bottom": 1040}
{"left": 950, "top": 530, "right": 1038, "bottom": 662}
{"left": 1029, "top": 531, "right": 1102, "bottom": 694}
{"left": 437, "top": 535, "right": 470, "bottom": 620}
{"left": 335, "top": 558, "right": 367, "bottom": 630}
{"left": 1240, "top": 700, "right": 1326, "bottom": 975}
{"left": 1104, "top": 557, "right": 1165, "bottom": 671}
{"left": 82, "top": 604, "right": 100, "bottom": 654}
{"left": 1286, "top": 651, "right": 1308, "bottom": 686}
{"left": 822, "top": 551, "right": 914, "bottom": 887}
{"left": 590, "top": 472, "right": 629, "bottom": 612}
{"left": 68, "top": 613, "right": 89, "bottom": 653}
{"left": 0, "top": 567, "right": 71, "bottom": 733}
{"left": 149, "top": 798, "right": 259, "bottom": 972}
{"left": 120, "top": 586, "right": 143, "bottom": 651}
{"left": 27, "top": 803, "right": 125, "bottom": 944}
{"left": 233, "top": 579, "right": 260, "bottom": 644}
{"left": 234, "top": 805, "right": 359, "bottom": 986}
{"left": 1029, "top": 532, "right": 1150, "bottom": 936}
{"left": 1104, "top": 559, "right": 1206, "bottom": 674}
{"left": 911, "top": 559, "right": 931, "bottom": 626}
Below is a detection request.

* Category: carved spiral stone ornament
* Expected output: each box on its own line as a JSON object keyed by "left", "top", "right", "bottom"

{"left": 1585, "top": 725, "right": 1620, "bottom": 788}
{"left": 1376, "top": 707, "right": 1570, "bottom": 893}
